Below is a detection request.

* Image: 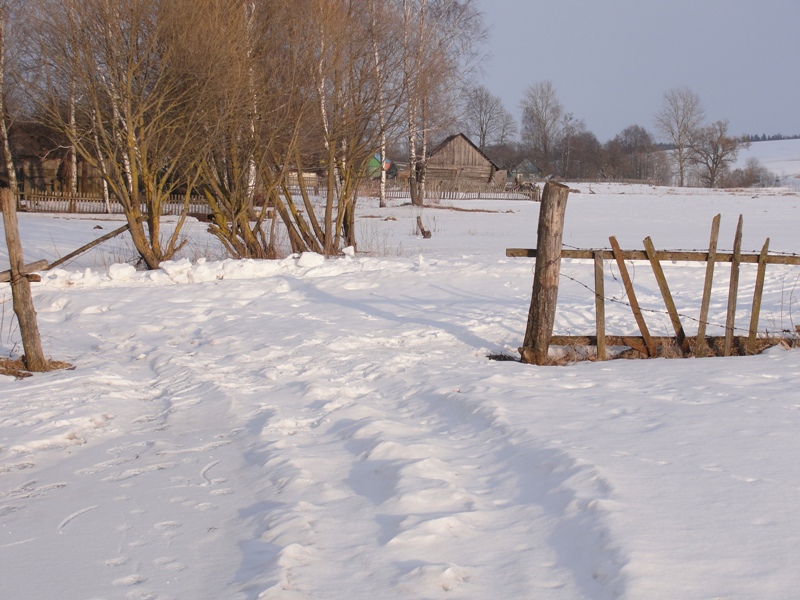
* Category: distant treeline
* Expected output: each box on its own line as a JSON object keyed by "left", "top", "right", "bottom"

{"left": 745, "top": 133, "right": 800, "bottom": 142}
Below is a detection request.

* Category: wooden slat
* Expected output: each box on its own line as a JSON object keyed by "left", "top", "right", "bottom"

{"left": 610, "top": 236, "right": 656, "bottom": 357}
{"left": 724, "top": 215, "right": 744, "bottom": 356}
{"left": 0, "top": 259, "right": 49, "bottom": 283}
{"left": 549, "top": 335, "right": 751, "bottom": 354}
{"left": 696, "top": 215, "right": 722, "bottom": 357}
{"left": 747, "top": 238, "right": 770, "bottom": 354}
{"left": 644, "top": 236, "right": 688, "bottom": 355}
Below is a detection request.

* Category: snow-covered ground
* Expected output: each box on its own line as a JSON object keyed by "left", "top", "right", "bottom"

{"left": 3, "top": 174, "right": 800, "bottom": 598}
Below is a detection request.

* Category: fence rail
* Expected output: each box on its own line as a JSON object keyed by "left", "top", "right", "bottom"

{"left": 13, "top": 186, "right": 535, "bottom": 216}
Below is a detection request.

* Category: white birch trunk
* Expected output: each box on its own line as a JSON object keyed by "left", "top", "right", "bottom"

{"left": 371, "top": 0, "right": 387, "bottom": 208}
{"left": 69, "top": 85, "right": 78, "bottom": 195}
{"left": 92, "top": 110, "right": 112, "bottom": 213}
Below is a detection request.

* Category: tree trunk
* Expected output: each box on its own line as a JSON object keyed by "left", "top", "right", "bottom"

{"left": 521, "top": 181, "right": 570, "bottom": 365}
{"left": 1, "top": 189, "right": 48, "bottom": 371}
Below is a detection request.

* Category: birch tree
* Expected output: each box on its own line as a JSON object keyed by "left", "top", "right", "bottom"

{"left": 402, "top": 0, "right": 485, "bottom": 205}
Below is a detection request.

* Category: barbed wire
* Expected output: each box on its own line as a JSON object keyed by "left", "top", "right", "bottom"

{"left": 554, "top": 260, "right": 800, "bottom": 337}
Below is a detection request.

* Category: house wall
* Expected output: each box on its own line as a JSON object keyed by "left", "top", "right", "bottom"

{"left": 12, "top": 157, "right": 105, "bottom": 195}
{"left": 426, "top": 136, "right": 494, "bottom": 184}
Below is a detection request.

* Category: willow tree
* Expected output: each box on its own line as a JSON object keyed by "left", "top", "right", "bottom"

{"left": 30, "top": 0, "right": 223, "bottom": 269}
{"left": 255, "top": 0, "right": 405, "bottom": 256}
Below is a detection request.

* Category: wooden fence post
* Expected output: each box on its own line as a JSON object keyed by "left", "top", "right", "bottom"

{"left": 610, "top": 236, "right": 657, "bottom": 357}
{"left": 521, "top": 181, "right": 570, "bottom": 365}
{"left": 696, "top": 214, "right": 721, "bottom": 357}
{"left": 1, "top": 188, "right": 48, "bottom": 371}
{"left": 594, "top": 252, "right": 606, "bottom": 360}
{"left": 747, "top": 238, "right": 770, "bottom": 354}
{"left": 643, "top": 236, "right": 689, "bottom": 355}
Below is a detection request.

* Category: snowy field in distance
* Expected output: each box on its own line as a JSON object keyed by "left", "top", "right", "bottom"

{"left": 3, "top": 146, "right": 800, "bottom": 598}
{"left": 734, "top": 137, "right": 800, "bottom": 186}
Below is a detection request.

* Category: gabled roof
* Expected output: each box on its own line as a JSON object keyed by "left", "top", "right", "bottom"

{"left": 429, "top": 133, "right": 500, "bottom": 170}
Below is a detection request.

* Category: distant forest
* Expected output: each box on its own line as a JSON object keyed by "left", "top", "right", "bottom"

{"left": 744, "top": 134, "right": 800, "bottom": 142}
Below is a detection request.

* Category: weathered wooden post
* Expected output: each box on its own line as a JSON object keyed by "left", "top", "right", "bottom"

{"left": 723, "top": 215, "right": 744, "bottom": 357}
{"left": 1, "top": 188, "right": 48, "bottom": 371}
{"left": 696, "top": 214, "right": 721, "bottom": 357}
{"left": 520, "top": 181, "right": 570, "bottom": 365}
{"left": 747, "top": 238, "right": 770, "bottom": 354}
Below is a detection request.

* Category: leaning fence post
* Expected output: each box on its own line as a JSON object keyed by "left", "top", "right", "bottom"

{"left": 696, "top": 214, "right": 721, "bottom": 357}
{"left": 746, "top": 238, "right": 770, "bottom": 354}
{"left": 610, "top": 236, "right": 657, "bottom": 357}
{"left": 724, "top": 215, "right": 744, "bottom": 356}
{"left": 520, "top": 181, "right": 570, "bottom": 365}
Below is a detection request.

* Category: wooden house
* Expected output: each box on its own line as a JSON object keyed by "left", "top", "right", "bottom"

{"left": 425, "top": 133, "right": 502, "bottom": 186}
{"left": 1, "top": 121, "right": 105, "bottom": 194}
{"left": 510, "top": 159, "right": 541, "bottom": 183}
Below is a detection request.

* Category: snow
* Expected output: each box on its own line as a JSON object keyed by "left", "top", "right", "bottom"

{"left": 3, "top": 172, "right": 800, "bottom": 598}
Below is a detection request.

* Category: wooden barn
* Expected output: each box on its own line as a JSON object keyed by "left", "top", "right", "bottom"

{"left": 425, "top": 133, "right": 503, "bottom": 186}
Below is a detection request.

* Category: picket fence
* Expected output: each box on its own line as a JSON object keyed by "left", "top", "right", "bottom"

{"left": 18, "top": 192, "right": 209, "bottom": 216}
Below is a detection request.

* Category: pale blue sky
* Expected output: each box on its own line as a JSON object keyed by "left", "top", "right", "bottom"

{"left": 474, "top": 0, "right": 800, "bottom": 142}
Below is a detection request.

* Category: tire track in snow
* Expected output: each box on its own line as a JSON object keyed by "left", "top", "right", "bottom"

{"left": 241, "top": 327, "right": 626, "bottom": 599}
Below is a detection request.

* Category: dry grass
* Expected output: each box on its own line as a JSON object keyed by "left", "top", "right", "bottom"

{"left": 0, "top": 357, "right": 74, "bottom": 379}
{"left": 500, "top": 336, "right": 800, "bottom": 366}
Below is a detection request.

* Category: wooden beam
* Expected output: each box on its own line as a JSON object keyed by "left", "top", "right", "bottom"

{"left": 46, "top": 221, "right": 136, "bottom": 271}
{"left": 644, "top": 236, "right": 688, "bottom": 355}
{"left": 0, "top": 259, "right": 49, "bottom": 283}
{"left": 724, "top": 215, "right": 744, "bottom": 356}
{"left": 505, "top": 247, "right": 800, "bottom": 265}
{"left": 610, "top": 235, "right": 656, "bottom": 357}
{"left": 549, "top": 334, "right": 752, "bottom": 355}
{"left": 747, "top": 238, "right": 770, "bottom": 354}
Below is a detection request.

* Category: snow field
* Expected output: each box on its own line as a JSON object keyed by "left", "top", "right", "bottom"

{"left": 2, "top": 174, "right": 800, "bottom": 598}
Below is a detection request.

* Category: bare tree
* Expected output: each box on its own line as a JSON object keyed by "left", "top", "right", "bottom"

{"left": 496, "top": 108, "right": 518, "bottom": 146}
{"left": 461, "top": 84, "right": 515, "bottom": 151}
{"left": 654, "top": 86, "right": 705, "bottom": 186}
{"left": 688, "top": 119, "right": 747, "bottom": 188}
{"left": 725, "top": 156, "right": 777, "bottom": 188}
{"left": 604, "top": 124, "right": 657, "bottom": 181}
{"left": 520, "top": 80, "right": 563, "bottom": 174}
{"left": 30, "top": 0, "right": 225, "bottom": 269}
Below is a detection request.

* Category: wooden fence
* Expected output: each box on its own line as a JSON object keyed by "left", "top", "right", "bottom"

{"left": 14, "top": 187, "right": 535, "bottom": 215}
{"left": 17, "top": 192, "right": 210, "bottom": 216}
{"left": 508, "top": 200, "right": 800, "bottom": 363}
